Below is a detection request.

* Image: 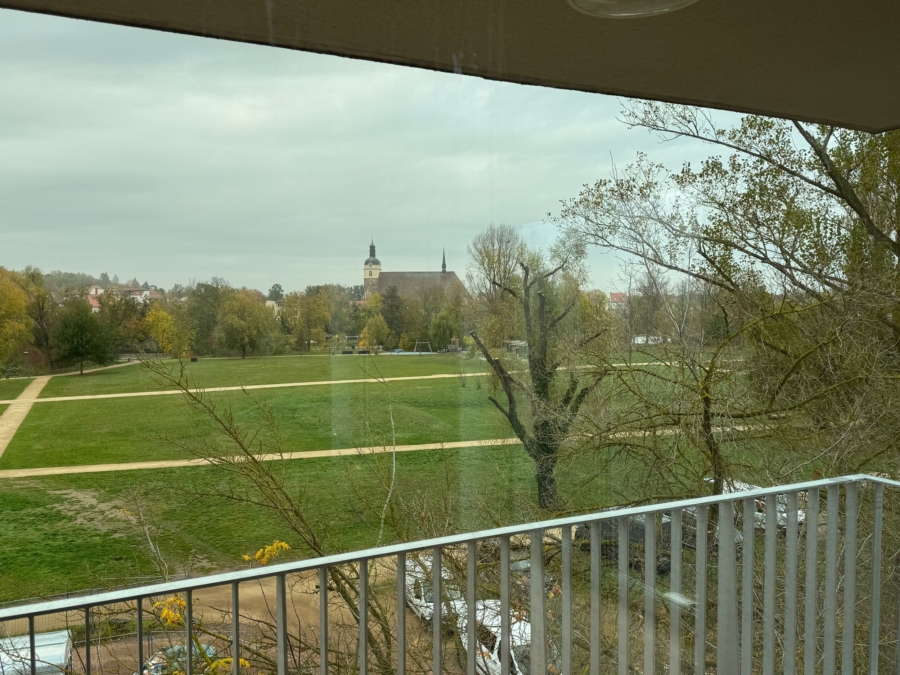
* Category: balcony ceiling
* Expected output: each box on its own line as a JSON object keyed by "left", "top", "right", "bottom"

{"left": 3, "top": 0, "right": 899, "bottom": 133}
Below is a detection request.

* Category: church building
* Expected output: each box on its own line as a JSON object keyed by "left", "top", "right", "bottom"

{"left": 363, "top": 240, "right": 466, "bottom": 300}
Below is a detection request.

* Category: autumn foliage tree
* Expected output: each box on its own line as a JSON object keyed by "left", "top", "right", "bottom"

{"left": 218, "top": 290, "right": 275, "bottom": 358}
{"left": 0, "top": 267, "right": 32, "bottom": 369}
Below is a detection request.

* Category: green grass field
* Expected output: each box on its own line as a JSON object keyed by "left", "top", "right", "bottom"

{"left": 0, "top": 352, "right": 771, "bottom": 604}
{"left": 0, "top": 377, "right": 509, "bottom": 469}
{"left": 0, "top": 443, "right": 620, "bottom": 602}
{"left": 38, "top": 354, "right": 486, "bottom": 398}
{"left": 0, "top": 378, "right": 34, "bottom": 400}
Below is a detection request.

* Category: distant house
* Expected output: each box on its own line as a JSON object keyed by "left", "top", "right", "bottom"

{"left": 608, "top": 292, "right": 628, "bottom": 311}
{"left": 87, "top": 294, "right": 101, "bottom": 313}
{"left": 99, "top": 287, "right": 163, "bottom": 305}
{"left": 265, "top": 300, "right": 281, "bottom": 315}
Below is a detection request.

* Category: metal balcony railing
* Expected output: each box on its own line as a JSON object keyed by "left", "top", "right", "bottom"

{"left": 1, "top": 474, "right": 899, "bottom": 675}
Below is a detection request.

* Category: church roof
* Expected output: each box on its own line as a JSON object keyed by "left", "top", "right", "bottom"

{"left": 377, "top": 271, "right": 466, "bottom": 299}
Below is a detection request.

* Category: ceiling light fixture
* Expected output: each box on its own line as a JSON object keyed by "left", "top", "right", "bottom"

{"left": 567, "top": 0, "right": 699, "bottom": 19}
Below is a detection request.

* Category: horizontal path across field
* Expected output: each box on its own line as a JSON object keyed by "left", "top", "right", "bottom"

{"left": 0, "top": 362, "right": 672, "bottom": 405}
{"left": 0, "top": 437, "right": 523, "bottom": 478}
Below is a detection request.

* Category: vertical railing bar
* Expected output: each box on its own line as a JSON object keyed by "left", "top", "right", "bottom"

{"left": 841, "top": 482, "right": 858, "bottom": 675}
{"left": 823, "top": 484, "right": 840, "bottom": 675}
{"left": 717, "top": 501, "right": 740, "bottom": 675}
{"left": 562, "top": 527, "right": 573, "bottom": 675}
{"left": 530, "top": 530, "right": 547, "bottom": 675}
{"left": 186, "top": 589, "right": 193, "bottom": 675}
{"left": 397, "top": 554, "right": 406, "bottom": 675}
{"left": 85, "top": 607, "right": 91, "bottom": 675}
{"left": 501, "top": 536, "right": 510, "bottom": 675}
{"left": 618, "top": 516, "right": 628, "bottom": 675}
{"left": 804, "top": 488, "right": 820, "bottom": 675}
{"left": 433, "top": 547, "right": 442, "bottom": 675}
{"left": 644, "top": 514, "right": 656, "bottom": 675}
{"left": 784, "top": 492, "right": 799, "bottom": 675}
{"left": 467, "top": 543, "right": 476, "bottom": 675}
{"left": 277, "top": 574, "right": 288, "bottom": 675}
{"left": 137, "top": 597, "right": 144, "bottom": 675}
{"left": 763, "top": 494, "right": 777, "bottom": 675}
{"left": 869, "top": 483, "right": 883, "bottom": 675}
{"left": 358, "top": 563, "right": 368, "bottom": 675}
{"left": 84, "top": 607, "right": 91, "bottom": 675}
{"left": 741, "top": 498, "right": 755, "bottom": 675}
{"left": 670, "top": 509, "right": 683, "bottom": 675}
{"left": 590, "top": 521, "right": 602, "bottom": 675}
{"left": 231, "top": 584, "right": 240, "bottom": 675}
{"left": 693, "top": 505, "right": 707, "bottom": 675}
{"left": 320, "top": 568, "right": 329, "bottom": 675}
{"left": 28, "top": 615, "right": 36, "bottom": 675}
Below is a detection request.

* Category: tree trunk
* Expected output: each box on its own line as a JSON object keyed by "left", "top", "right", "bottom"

{"left": 534, "top": 453, "right": 559, "bottom": 510}
{"left": 79, "top": 359, "right": 84, "bottom": 375}
{"left": 242, "top": 345, "right": 247, "bottom": 358}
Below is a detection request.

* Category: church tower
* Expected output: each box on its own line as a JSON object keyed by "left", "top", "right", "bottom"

{"left": 364, "top": 239, "right": 382, "bottom": 298}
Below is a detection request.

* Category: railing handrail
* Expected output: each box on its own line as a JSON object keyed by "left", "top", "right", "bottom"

{"left": 2, "top": 472, "right": 894, "bottom": 622}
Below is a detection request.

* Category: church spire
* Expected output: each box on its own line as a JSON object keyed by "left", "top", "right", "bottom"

{"left": 442, "top": 249, "right": 446, "bottom": 274}
{"left": 370, "top": 238, "right": 376, "bottom": 258}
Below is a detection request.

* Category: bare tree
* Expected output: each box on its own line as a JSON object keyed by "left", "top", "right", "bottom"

{"left": 468, "top": 225, "right": 608, "bottom": 510}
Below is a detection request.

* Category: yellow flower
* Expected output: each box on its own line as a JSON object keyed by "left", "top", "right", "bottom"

{"left": 153, "top": 597, "right": 187, "bottom": 627}
{"left": 243, "top": 540, "right": 291, "bottom": 566}
{"left": 209, "top": 657, "right": 250, "bottom": 675}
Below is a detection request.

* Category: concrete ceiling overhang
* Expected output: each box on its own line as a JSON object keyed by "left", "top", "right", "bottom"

{"left": 2, "top": 0, "right": 899, "bottom": 133}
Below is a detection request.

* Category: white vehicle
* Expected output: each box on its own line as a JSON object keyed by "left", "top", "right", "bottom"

{"left": 457, "top": 600, "right": 561, "bottom": 675}
{"left": 0, "top": 630, "right": 73, "bottom": 675}
{"left": 405, "top": 554, "right": 464, "bottom": 623}
{"left": 698, "top": 478, "right": 807, "bottom": 529}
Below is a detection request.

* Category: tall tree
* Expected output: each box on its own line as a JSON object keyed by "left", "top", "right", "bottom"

{"left": 560, "top": 102, "right": 900, "bottom": 479}
{"left": 12, "top": 267, "right": 58, "bottom": 368}
{"left": 56, "top": 300, "right": 113, "bottom": 374}
{"left": 281, "top": 292, "right": 330, "bottom": 351}
{"left": 97, "top": 293, "right": 145, "bottom": 350}
{"left": 218, "top": 290, "right": 275, "bottom": 358}
{"left": 469, "top": 225, "right": 607, "bottom": 509}
{"left": 428, "top": 311, "right": 457, "bottom": 351}
{"left": 0, "top": 268, "right": 32, "bottom": 368}
{"left": 187, "top": 278, "right": 231, "bottom": 355}
{"left": 361, "top": 314, "right": 389, "bottom": 349}
{"left": 267, "top": 284, "right": 284, "bottom": 302}
{"left": 381, "top": 286, "right": 405, "bottom": 336}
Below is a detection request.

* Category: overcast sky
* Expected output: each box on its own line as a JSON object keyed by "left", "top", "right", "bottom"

{"left": 0, "top": 8, "right": 718, "bottom": 293}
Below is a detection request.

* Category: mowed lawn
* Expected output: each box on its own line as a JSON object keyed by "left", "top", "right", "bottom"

{"left": 0, "top": 443, "right": 624, "bottom": 602}
{"left": 38, "top": 354, "right": 486, "bottom": 398}
{"left": 0, "top": 377, "right": 510, "bottom": 469}
{"left": 0, "top": 378, "right": 34, "bottom": 400}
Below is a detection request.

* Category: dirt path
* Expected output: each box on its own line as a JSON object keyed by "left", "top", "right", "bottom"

{"left": 0, "top": 438, "right": 522, "bottom": 478}
{"left": 0, "top": 362, "right": 675, "bottom": 406}
{"left": 55, "top": 360, "right": 140, "bottom": 376}
{"left": 0, "top": 372, "right": 485, "bottom": 405}
{"left": 0, "top": 376, "right": 51, "bottom": 458}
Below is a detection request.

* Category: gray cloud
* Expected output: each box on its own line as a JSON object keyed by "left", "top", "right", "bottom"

{"left": 0, "top": 8, "right": 717, "bottom": 292}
